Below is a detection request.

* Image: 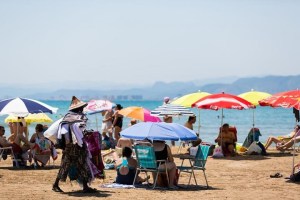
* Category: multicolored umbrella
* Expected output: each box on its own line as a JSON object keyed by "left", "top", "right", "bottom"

{"left": 119, "top": 106, "right": 161, "bottom": 122}
{"left": 0, "top": 97, "right": 58, "bottom": 117}
{"left": 171, "top": 91, "right": 211, "bottom": 135}
{"left": 120, "top": 122, "right": 197, "bottom": 141}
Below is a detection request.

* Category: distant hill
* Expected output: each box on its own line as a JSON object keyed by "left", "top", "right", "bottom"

{"left": 200, "top": 75, "right": 300, "bottom": 94}
{"left": 0, "top": 75, "right": 299, "bottom": 100}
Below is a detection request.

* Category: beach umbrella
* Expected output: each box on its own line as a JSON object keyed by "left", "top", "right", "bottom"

{"left": 171, "top": 91, "right": 211, "bottom": 108}
{"left": 5, "top": 113, "right": 53, "bottom": 124}
{"left": 83, "top": 99, "right": 116, "bottom": 130}
{"left": 150, "top": 104, "right": 194, "bottom": 117}
{"left": 84, "top": 99, "right": 116, "bottom": 115}
{"left": 259, "top": 90, "right": 300, "bottom": 174}
{"left": 259, "top": 89, "right": 300, "bottom": 107}
{"left": 238, "top": 89, "right": 272, "bottom": 141}
{"left": 0, "top": 97, "right": 58, "bottom": 117}
{"left": 119, "top": 106, "right": 161, "bottom": 122}
{"left": 192, "top": 92, "right": 255, "bottom": 147}
{"left": 120, "top": 122, "right": 197, "bottom": 141}
{"left": 171, "top": 91, "right": 211, "bottom": 134}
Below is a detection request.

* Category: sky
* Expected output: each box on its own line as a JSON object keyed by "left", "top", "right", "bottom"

{"left": 0, "top": 0, "right": 299, "bottom": 89}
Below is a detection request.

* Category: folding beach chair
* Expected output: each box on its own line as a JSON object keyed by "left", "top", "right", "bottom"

{"left": 177, "top": 144, "right": 210, "bottom": 188}
{"left": 133, "top": 145, "right": 169, "bottom": 189}
{"left": 0, "top": 146, "right": 20, "bottom": 167}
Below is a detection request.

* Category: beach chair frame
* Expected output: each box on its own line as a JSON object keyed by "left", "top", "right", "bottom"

{"left": 177, "top": 144, "right": 210, "bottom": 188}
{"left": 133, "top": 145, "right": 169, "bottom": 189}
{"left": 0, "top": 146, "right": 20, "bottom": 167}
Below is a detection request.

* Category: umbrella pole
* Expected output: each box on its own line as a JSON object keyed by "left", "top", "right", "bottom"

{"left": 95, "top": 115, "right": 98, "bottom": 131}
{"left": 221, "top": 109, "right": 224, "bottom": 149}
{"left": 253, "top": 109, "right": 255, "bottom": 142}
{"left": 198, "top": 109, "right": 201, "bottom": 136}
{"left": 292, "top": 119, "right": 297, "bottom": 174}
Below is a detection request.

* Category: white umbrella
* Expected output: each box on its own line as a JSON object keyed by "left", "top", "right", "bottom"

{"left": 150, "top": 104, "right": 194, "bottom": 117}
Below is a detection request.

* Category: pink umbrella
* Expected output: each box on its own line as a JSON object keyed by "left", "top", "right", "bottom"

{"left": 119, "top": 106, "right": 161, "bottom": 122}
{"left": 84, "top": 100, "right": 116, "bottom": 114}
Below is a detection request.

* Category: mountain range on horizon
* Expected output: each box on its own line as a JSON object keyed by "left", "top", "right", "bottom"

{"left": 0, "top": 75, "right": 299, "bottom": 101}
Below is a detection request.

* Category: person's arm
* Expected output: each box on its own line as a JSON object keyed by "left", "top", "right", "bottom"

{"left": 29, "top": 133, "right": 36, "bottom": 143}
{"left": 167, "top": 145, "right": 174, "bottom": 162}
{"left": 0, "top": 137, "right": 12, "bottom": 147}
{"left": 112, "top": 111, "right": 119, "bottom": 127}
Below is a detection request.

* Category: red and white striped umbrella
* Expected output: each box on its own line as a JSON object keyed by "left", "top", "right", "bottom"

{"left": 192, "top": 92, "right": 255, "bottom": 110}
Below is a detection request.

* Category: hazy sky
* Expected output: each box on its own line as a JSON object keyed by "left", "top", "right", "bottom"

{"left": 0, "top": 0, "right": 299, "bottom": 88}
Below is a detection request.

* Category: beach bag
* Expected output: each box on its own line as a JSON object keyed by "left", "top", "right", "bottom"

{"left": 246, "top": 142, "right": 262, "bottom": 155}
{"left": 256, "top": 141, "right": 267, "bottom": 155}
{"left": 290, "top": 171, "right": 300, "bottom": 182}
{"left": 212, "top": 146, "right": 224, "bottom": 158}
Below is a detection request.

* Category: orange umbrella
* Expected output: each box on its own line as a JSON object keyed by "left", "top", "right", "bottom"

{"left": 119, "top": 106, "right": 161, "bottom": 122}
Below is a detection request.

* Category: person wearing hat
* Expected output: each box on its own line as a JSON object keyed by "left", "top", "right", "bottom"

{"left": 52, "top": 96, "right": 97, "bottom": 193}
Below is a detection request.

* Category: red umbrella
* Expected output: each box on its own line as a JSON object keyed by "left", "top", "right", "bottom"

{"left": 191, "top": 92, "right": 255, "bottom": 129}
{"left": 259, "top": 89, "right": 300, "bottom": 107}
{"left": 192, "top": 92, "right": 255, "bottom": 110}
{"left": 258, "top": 89, "right": 300, "bottom": 173}
{"left": 259, "top": 96, "right": 300, "bottom": 109}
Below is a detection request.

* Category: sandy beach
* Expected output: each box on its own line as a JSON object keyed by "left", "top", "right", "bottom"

{"left": 0, "top": 147, "right": 299, "bottom": 200}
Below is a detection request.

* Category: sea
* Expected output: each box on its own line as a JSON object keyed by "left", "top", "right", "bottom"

{"left": 1, "top": 100, "right": 298, "bottom": 145}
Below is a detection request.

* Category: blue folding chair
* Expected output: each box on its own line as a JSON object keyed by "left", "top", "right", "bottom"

{"left": 177, "top": 144, "right": 210, "bottom": 188}
{"left": 133, "top": 145, "right": 169, "bottom": 189}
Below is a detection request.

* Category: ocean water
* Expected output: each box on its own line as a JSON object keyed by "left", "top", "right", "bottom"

{"left": 1, "top": 100, "right": 298, "bottom": 144}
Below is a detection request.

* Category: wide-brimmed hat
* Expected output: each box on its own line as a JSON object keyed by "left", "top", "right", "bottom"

{"left": 69, "top": 96, "right": 87, "bottom": 111}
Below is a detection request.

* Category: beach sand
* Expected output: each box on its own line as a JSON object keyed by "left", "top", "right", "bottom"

{"left": 0, "top": 147, "right": 299, "bottom": 200}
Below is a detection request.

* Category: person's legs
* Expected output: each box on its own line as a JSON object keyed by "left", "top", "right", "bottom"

{"left": 114, "top": 126, "right": 121, "bottom": 142}
{"left": 166, "top": 162, "right": 177, "bottom": 187}
{"left": 265, "top": 137, "right": 281, "bottom": 150}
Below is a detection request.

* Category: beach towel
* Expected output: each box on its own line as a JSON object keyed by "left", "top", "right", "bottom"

{"left": 100, "top": 183, "right": 135, "bottom": 189}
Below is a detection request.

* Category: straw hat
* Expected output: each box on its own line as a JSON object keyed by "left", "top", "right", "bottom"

{"left": 69, "top": 96, "right": 87, "bottom": 111}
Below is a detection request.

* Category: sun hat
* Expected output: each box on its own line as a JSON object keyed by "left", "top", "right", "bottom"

{"left": 69, "top": 96, "right": 88, "bottom": 111}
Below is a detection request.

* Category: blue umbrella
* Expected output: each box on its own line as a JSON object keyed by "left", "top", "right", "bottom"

{"left": 120, "top": 122, "right": 197, "bottom": 141}
{"left": 0, "top": 97, "right": 58, "bottom": 117}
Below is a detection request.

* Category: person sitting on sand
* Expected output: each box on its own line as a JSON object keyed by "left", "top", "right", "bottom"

{"left": 264, "top": 125, "right": 300, "bottom": 150}
{"left": 215, "top": 123, "right": 236, "bottom": 156}
{"left": 115, "top": 147, "right": 149, "bottom": 185}
{"left": 29, "top": 124, "right": 54, "bottom": 168}
{"left": 0, "top": 125, "right": 34, "bottom": 165}
{"left": 153, "top": 140, "right": 178, "bottom": 189}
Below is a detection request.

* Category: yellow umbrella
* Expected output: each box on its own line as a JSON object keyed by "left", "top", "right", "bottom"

{"left": 171, "top": 91, "right": 211, "bottom": 135}
{"left": 171, "top": 91, "right": 211, "bottom": 107}
{"left": 238, "top": 89, "right": 272, "bottom": 106}
{"left": 238, "top": 89, "right": 272, "bottom": 141}
{"left": 5, "top": 113, "right": 53, "bottom": 124}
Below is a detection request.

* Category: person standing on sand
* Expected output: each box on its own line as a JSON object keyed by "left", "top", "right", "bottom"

{"left": 52, "top": 96, "right": 97, "bottom": 193}
{"left": 112, "top": 104, "right": 123, "bottom": 142}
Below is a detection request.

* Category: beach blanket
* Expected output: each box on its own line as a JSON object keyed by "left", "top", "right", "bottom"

{"left": 100, "top": 183, "right": 135, "bottom": 189}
